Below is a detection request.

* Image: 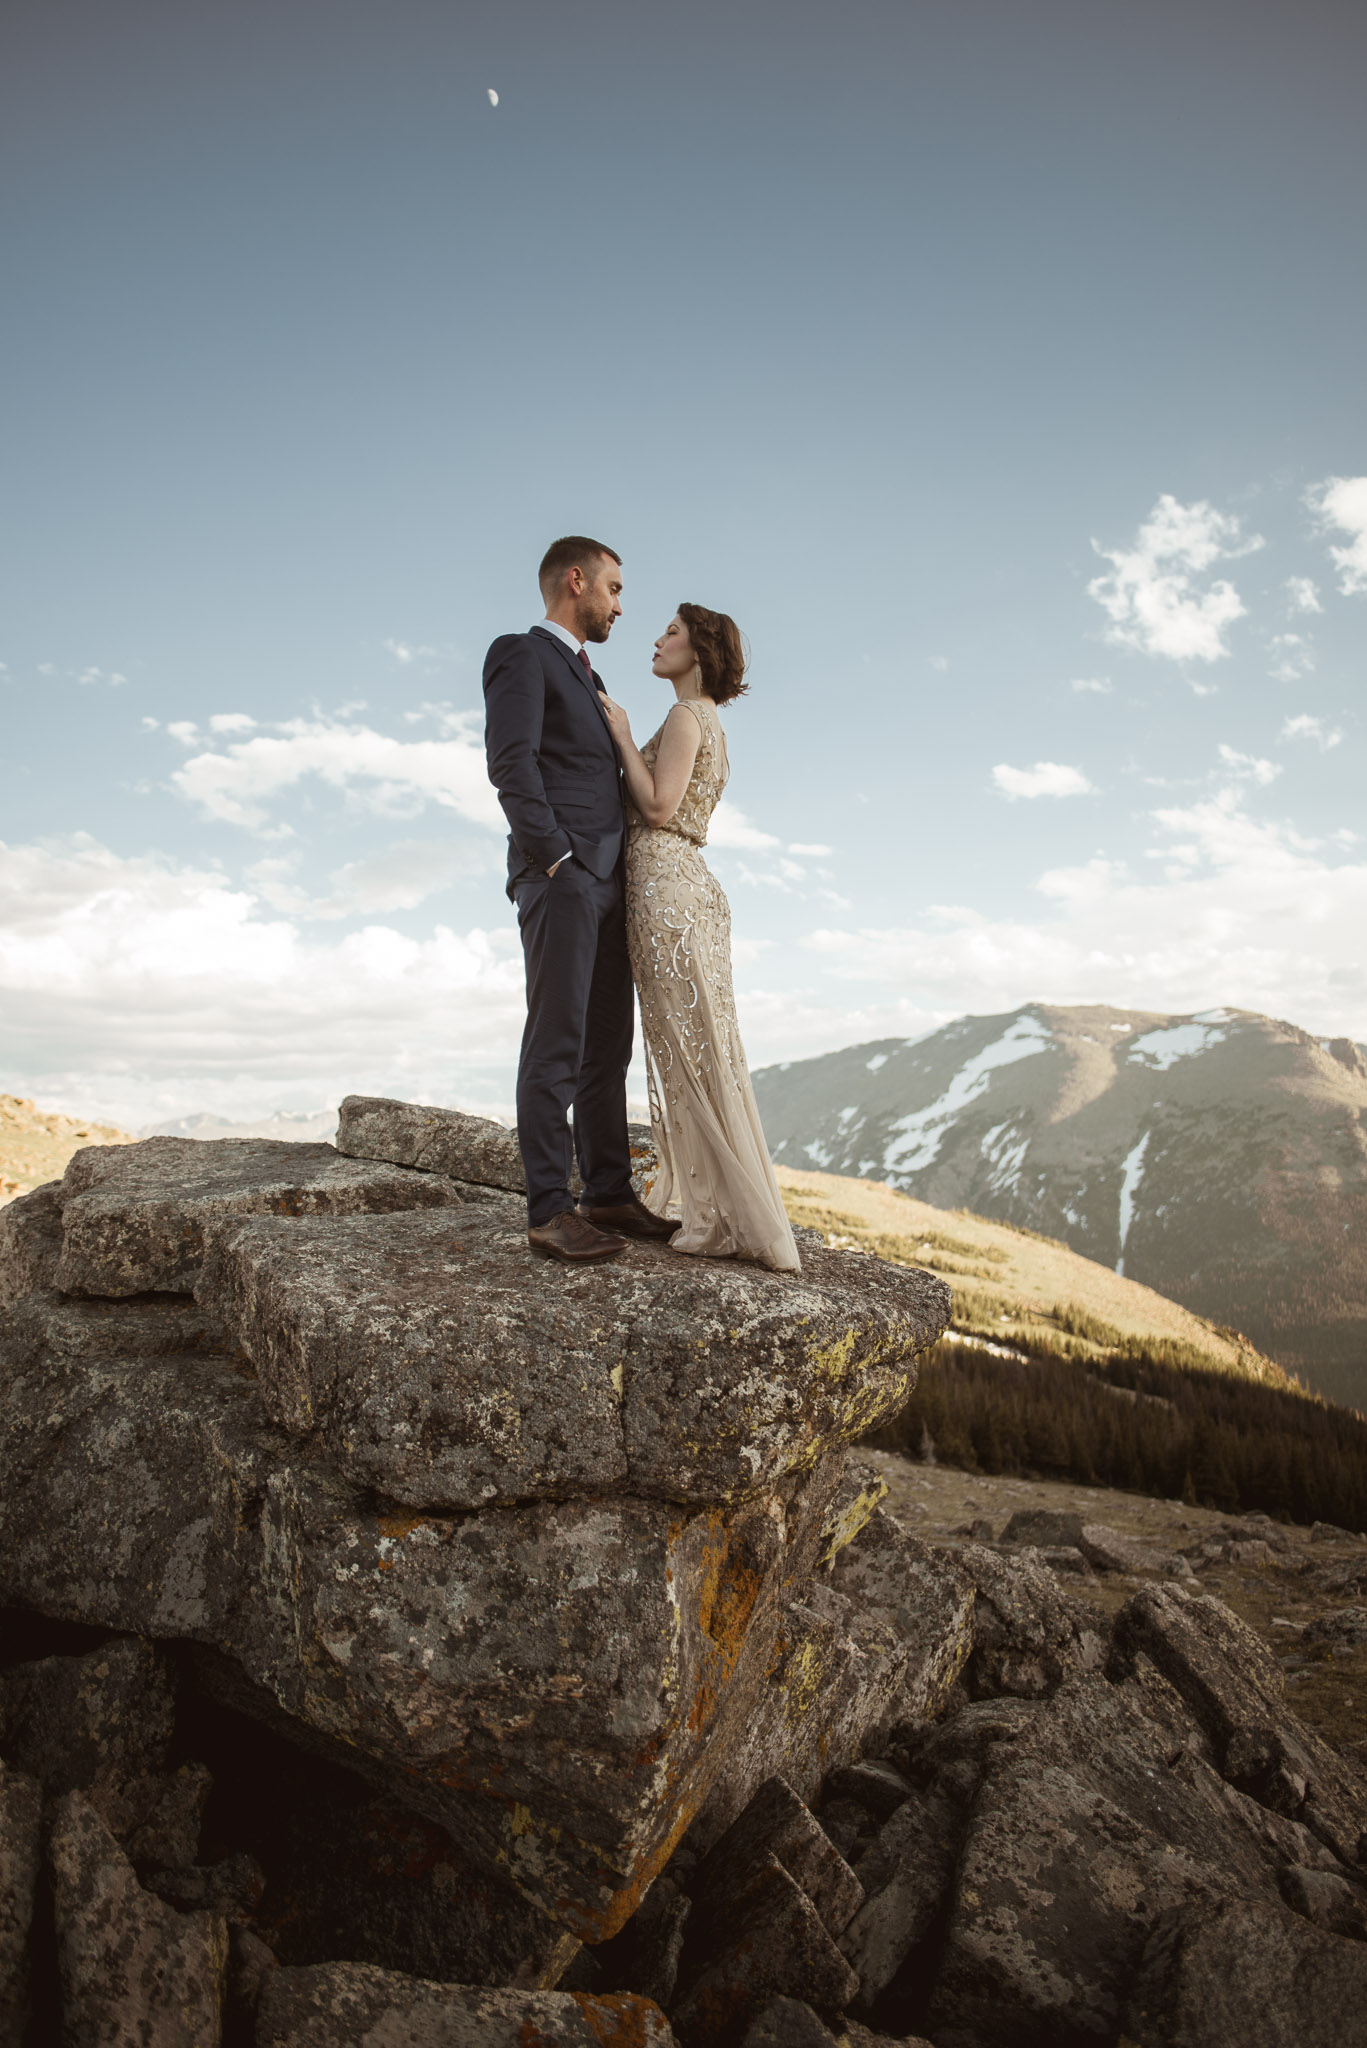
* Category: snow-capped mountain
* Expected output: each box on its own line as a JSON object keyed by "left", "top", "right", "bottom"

{"left": 754, "top": 1005, "right": 1367, "bottom": 1408}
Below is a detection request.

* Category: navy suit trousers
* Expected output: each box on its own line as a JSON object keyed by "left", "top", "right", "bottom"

{"left": 513, "top": 859, "right": 636, "bottom": 1227}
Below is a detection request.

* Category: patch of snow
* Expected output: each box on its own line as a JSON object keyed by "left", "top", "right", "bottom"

{"left": 772, "top": 1137, "right": 789, "bottom": 1154}
{"left": 1109, "top": 1022, "right": 1130, "bottom": 1031}
{"left": 1115, "top": 1130, "right": 1150, "bottom": 1276}
{"left": 1126, "top": 1021, "right": 1228, "bottom": 1071}
{"left": 866, "top": 1053, "right": 888, "bottom": 1072}
{"left": 979, "top": 1119, "right": 1029, "bottom": 1196}
{"left": 837, "top": 1105, "right": 862, "bottom": 1128}
{"left": 804, "top": 1140, "right": 832, "bottom": 1167}
{"left": 882, "top": 1013, "right": 1053, "bottom": 1175}
{"left": 1192, "top": 1007, "right": 1234, "bottom": 1023}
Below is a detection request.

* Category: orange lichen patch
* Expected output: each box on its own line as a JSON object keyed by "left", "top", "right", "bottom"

{"left": 372, "top": 1512, "right": 432, "bottom": 1570}
{"left": 571, "top": 1991, "right": 666, "bottom": 2045}
{"left": 563, "top": 1791, "right": 701, "bottom": 1944}
{"left": 686, "top": 1683, "right": 718, "bottom": 1737}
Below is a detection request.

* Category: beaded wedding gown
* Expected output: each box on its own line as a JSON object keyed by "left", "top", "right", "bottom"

{"left": 625, "top": 698, "right": 800, "bottom": 1272}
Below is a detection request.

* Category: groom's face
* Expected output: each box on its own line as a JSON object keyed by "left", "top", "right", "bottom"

{"left": 575, "top": 555, "right": 624, "bottom": 644}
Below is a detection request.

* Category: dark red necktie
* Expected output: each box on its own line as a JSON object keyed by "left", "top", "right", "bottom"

{"left": 577, "top": 648, "right": 594, "bottom": 680}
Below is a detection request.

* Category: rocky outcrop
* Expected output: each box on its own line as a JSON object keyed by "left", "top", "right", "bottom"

{"left": 0, "top": 1123, "right": 949, "bottom": 1984}
{"left": 5, "top": 1118, "right": 1366, "bottom": 2045}
{"left": 254, "top": 1963, "right": 679, "bottom": 2047}
{"left": 52, "top": 1134, "right": 464, "bottom": 1295}
{"left": 196, "top": 1203, "right": 943, "bottom": 1510}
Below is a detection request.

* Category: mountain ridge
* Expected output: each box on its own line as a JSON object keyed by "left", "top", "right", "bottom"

{"left": 756, "top": 1002, "right": 1367, "bottom": 1408}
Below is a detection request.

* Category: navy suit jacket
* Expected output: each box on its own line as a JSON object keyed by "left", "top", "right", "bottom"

{"left": 483, "top": 626, "right": 626, "bottom": 896}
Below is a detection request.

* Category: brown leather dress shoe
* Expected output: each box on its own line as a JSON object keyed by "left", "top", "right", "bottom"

{"left": 528, "top": 1210, "right": 628, "bottom": 1262}
{"left": 577, "top": 1193, "right": 682, "bottom": 1242}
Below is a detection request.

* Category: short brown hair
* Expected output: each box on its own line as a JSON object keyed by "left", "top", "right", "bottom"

{"left": 678, "top": 602, "right": 749, "bottom": 705}
{"left": 538, "top": 535, "right": 621, "bottom": 597}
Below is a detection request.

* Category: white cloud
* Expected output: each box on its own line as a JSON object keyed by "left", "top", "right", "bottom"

{"left": 168, "top": 713, "right": 503, "bottom": 834}
{"left": 1308, "top": 475, "right": 1367, "bottom": 596}
{"left": 247, "top": 838, "right": 489, "bottom": 919}
{"left": 167, "top": 721, "right": 200, "bottom": 746}
{"left": 1268, "top": 632, "right": 1314, "bottom": 683}
{"left": 208, "top": 712, "right": 257, "bottom": 734}
{"left": 799, "top": 787, "right": 1367, "bottom": 1048}
{"left": 1285, "top": 575, "right": 1322, "bottom": 615}
{"left": 708, "top": 801, "right": 782, "bottom": 850}
{"left": 992, "top": 761, "right": 1094, "bottom": 800}
{"left": 1071, "top": 677, "right": 1112, "bottom": 694}
{"left": 385, "top": 639, "right": 441, "bottom": 665}
{"left": 0, "top": 834, "right": 524, "bottom": 1127}
{"left": 34, "top": 662, "right": 127, "bottom": 686}
{"left": 788, "top": 843, "right": 833, "bottom": 857}
{"left": 1087, "top": 494, "right": 1263, "bottom": 664}
{"left": 1216, "top": 744, "right": 1280, "bottom": 786}
{"left": 1281, "top": 714, "right": 1343, "bottom": 752}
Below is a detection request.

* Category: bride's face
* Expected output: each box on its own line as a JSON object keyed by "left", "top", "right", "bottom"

{"left": 651, "top": 617, "right": 694, "bottom": 681}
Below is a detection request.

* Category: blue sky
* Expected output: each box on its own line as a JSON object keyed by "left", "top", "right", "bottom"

{"left": 2, "top": 0, "right": 1364, "bottom": 1126}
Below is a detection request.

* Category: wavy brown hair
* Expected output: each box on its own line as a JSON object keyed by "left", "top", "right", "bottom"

{"left": 677, "top": 602, "right": 749, "bottom": 706}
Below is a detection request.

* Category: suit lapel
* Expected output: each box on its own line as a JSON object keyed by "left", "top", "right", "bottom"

{"left": 531, "top": 627, "right": 615, "bottom": 742}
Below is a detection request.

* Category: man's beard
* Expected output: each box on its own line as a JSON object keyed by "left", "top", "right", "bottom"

{"left": 583, "top": 605, "right": 615, "bottom": 644}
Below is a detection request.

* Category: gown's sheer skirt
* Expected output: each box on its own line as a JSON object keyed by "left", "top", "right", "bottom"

{"left": 625, "top": 698, "right": 801, "bottom": 1273}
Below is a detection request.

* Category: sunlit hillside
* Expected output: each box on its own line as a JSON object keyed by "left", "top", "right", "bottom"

{"left": 776, "top": 1163, "right": 1291, "bottom": 1388}
{"left": 0, "top": 1095, "right": 135, "bottom": 1205}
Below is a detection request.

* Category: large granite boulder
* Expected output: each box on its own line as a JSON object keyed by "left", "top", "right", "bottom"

{"left": 0, "top": 1129, "right": 952, "bottom": 1953}
{"left": 50, "top": 1790, "right": 228, "bottom": 2046}
{"left": 196, "top": 1205, "right": 950, "bottom": 1510}
{"left": 337, "top": 1094, "right": 526, "bottom": 1192}
{"left": 52, "top": 1135, "right": 463, "bottom": 1296}
{"left": 1111, "top": 1582, "right": 1367, "bottom": 1865}
{"left": 255, "top": 1960, "right": 679, "bottom": 2046}
{"left": 335, "top": 1092, "right": 661, "bottom": 1204}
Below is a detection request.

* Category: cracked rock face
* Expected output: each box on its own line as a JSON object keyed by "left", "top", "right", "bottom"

{"left": 0, "top": 1128, "right": 953, "bottom": 1953}
{"left": 0, "top": 1307, "right": 797, "bottom": 1940}
{"left": 196, "top": 1204, "right": 950, "bottom": 1510}
{"left": 54, "top": 1137, "right": 464, "bottom": 1296}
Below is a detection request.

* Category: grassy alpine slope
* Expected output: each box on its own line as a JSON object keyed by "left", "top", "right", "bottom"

{"left": 0, "top": 1094, "right": 136, "bottom": 1204}
{"left": 777, "top": 1165, "right": 1367, "bottom": 1531}
{"left": 776, "top": 1164, "right": 1286, "bottom": 1382}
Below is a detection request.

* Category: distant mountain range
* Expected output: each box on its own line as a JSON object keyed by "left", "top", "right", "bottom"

{"left": 754, "top": 1005, "right": 1367, "bottom": 1409}
{"left": 140, "top": 1109, "right": 340, "bottom": 1143}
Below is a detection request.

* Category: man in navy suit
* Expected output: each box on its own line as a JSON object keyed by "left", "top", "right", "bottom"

{"left": 484, "top": 537, "right": 681, "bottom": 1261}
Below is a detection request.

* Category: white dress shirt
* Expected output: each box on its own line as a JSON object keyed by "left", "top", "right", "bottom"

{"left": 535, "top": 617, "right": 586, "bottom": 655}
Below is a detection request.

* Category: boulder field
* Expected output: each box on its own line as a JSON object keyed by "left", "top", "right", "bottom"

{"left": 1, "top": 1095, "right": 1365, "bottom": 2047}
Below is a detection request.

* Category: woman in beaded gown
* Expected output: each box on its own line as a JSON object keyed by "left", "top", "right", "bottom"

{"left": 599, "top": 604, "right": 800, "bottom": 1273}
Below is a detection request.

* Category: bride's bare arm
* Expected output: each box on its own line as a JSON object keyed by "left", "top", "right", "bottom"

{"left": 599, "top": 698, "right": 702, "bottom": 827}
